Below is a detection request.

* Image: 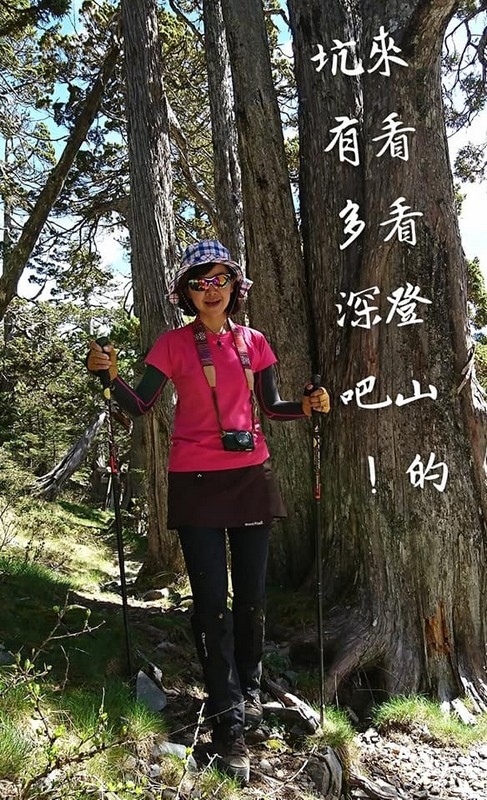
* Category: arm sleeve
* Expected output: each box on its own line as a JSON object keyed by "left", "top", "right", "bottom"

{"left": 254, "top": 365, "right": 306, "bottom": 420}
{"left": 111, "top": 365, "right": 168, "bottom": 417}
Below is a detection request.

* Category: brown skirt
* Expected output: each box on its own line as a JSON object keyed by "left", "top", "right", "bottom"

{"left": 167, "top": 460, "right": 286, "bottom": 529}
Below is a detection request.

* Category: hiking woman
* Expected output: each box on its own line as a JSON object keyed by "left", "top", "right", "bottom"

{"left": 87, "top": 239, "right": 330, "bottom": 783}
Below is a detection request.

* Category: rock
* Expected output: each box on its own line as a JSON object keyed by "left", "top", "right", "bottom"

{"left": 451, "top": 698, "right": 477, "bottom": 725}
{"left": 258, "top": 758, "right": 274, "bottom": 775}
{"left": 156, "top": 640, "right": 178, "bottom": 652}
{"left": 362, "top": 726, "right": 381, "bottom": 743}
{"left": 307, "top": 748, "right": 342, "bottom": 799}
{"left": 120, "top": 755, "right": 138, "bottom": 770}
{"left": 262, "top": 699, "right": 320, "bottom": 734}
{"left": 0, "top": 645, "right": 14, "bottom": 665}
{"left": 156, "top": 741, "right": 197, "bottom": 771}
{"left": 143, "top": 588, "right": 170, "bottom": 601}
{"left": 135, "top": 668, "right": 167, "bottom": 712}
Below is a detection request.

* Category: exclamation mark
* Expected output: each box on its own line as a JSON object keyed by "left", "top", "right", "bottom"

{"left": 368, "top": 456, "right": 377, "bottom": 494}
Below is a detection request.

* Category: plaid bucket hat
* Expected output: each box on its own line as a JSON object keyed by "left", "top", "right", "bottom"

{"left": 168, "top": 240, "right": 252, "bottom": 305}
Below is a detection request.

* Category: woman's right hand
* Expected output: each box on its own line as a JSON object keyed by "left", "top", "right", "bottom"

{"left": 86, "top": 340, "right": 118, "bottom": 382}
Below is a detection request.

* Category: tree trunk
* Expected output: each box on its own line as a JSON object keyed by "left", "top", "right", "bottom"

{"left": 120, "top": 0, "right": 183, "bottom": 582}
{"left": 33, "top": 412, "right": 106, "bottom": 500}
{"left": 221, "top": 0, "right": 315, "bottom": 586}
{"left": 202, "top": 0, "right": 245, "bottom": 266}
{"left": 288, "top": 0, "right": 487, "bottom": 703}
{"left": 0, "top": 37, "right": 121, "bottom": 321}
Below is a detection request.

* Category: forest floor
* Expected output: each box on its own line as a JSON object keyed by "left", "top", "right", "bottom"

{"left": 106, "top": 591, "right": 487, "bottom": 800}
{"left": 1, "top": 498, "right": 487, "bottom": 799}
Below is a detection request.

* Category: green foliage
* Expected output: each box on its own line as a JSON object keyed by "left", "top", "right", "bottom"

{"left": 373, "top": 695, "right": 487, "bottom": 747}
{"left": 0, "top": 297, "right": 131, "bottom": 481}
{"left": 0, "top": 659, "right": 166, "bottom": 790}
{"left": 467, "top": 257, "right": 487, "bottom": 330}
{"left": 0, "top": 492, "right": 169, "bottom": 795}
{"left": 0, "top": 711, "right": 34, "bottom": 780}
{"left": 444, "top": 4, "right": 487, "bottom": 185}
{"left": 197, "top": 765, "right": 240, "bottom": 797}
{"left": 0, "top": 2, "right": 70, "bottom": 38}
{"left": 455, "top": 142, "right": 487, "bottom": 183}
{"left": 0, "top": 500, "right": 128, "bottom": 682}
{"left": 55, "top": 682, "right": 167, "bottom": 741}
{"left": 474, "top": 337, "right": 487, "bottom": 392}
{"left": 306, "top": 706, "right": 356, "bottom": 753}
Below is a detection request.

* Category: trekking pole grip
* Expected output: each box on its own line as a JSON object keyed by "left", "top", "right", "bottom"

{"left": 311, "top": 374, "right": 322, "bottom": 392}
{"left": 95, "top": 336, "right": 112, "bottom": 391}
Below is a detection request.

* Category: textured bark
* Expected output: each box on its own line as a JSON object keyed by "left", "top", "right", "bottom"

{"left": 202, "top": 0, "right": 245, "bottom": 265}
{"left": 120, "top": 0, "right": 183, "bottom": 581}
{"left": 288, "top": 0, "right": 487, "bottom": 702}
{"left": 0, "top": 38, "right": 120, "bottom": 321}
{"left": 221, "top": 0, "right": 315, "bottom": 586}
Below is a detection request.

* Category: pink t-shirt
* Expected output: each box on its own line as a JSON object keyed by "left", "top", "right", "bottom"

{"left": 145, "top": 323, "right": 277, "bottom": 472}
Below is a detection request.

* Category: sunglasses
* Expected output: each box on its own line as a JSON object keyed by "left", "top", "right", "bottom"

{"left": 187, "top": 273, "right": 233, "bottom": 292}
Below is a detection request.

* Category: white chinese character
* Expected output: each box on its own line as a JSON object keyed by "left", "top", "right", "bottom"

{"left": 395, "top": 381, "right": 438, "bottom": 407}
{"left": 311, "top": 40, "right": 365, "bottom": 75}
{"left": 340, "top": 376, "right": 392, "bottom": 409}
{"left": 368, "top": 26, "right": 409, "bottom": 76}
{"left": 310, "top": 44, "right": 329, "bottom": 72}
{"left": 339, "top": 200, "right": 366, "bottom": 250}
{"left": 372, "top": 113, "right": 415, "bottom": 161}
{"left": 406, "top": 453, "right": 448, "bottom": 492}
{"left": 380, "top": 197, "right": 423, "bottom": 246}
{"left": 330, "top": 38, "right": 365, "bottom": 75}
{"left": 325, "top": 117, "right": 360, "bottom": 165}
{"left": 336, "top": 286, "right": 381, "bottom": 328}
{"left": 385, "top": 283, "right": 432, "bottom": 325}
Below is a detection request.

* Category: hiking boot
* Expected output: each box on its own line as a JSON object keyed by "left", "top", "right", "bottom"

{"left": 212, "top": 725, "right": 250, "bottom": 784}
{"left": 244, "top": 690, "right": 263, "bottom": 730}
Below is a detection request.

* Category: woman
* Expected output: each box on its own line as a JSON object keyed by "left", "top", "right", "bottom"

{"left": 87, "top": 239, "right": 329, "bottom": 783}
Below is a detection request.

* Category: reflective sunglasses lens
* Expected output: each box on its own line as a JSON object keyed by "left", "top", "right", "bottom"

{"left": 214, "top": 274, "right": 232, "bottom": 287}
{"left": 187, "top": 278, "right": 206, "bottom": 291}
{"left": 187, "top": 274, "right": 232, "bottom": 291}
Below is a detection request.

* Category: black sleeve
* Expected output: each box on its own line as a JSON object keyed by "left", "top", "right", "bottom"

{"left": 111, "top": 365, "right": 169, "bottom": 417}
{"left": 254, "top": 365, "right": 306, "bottom": 421}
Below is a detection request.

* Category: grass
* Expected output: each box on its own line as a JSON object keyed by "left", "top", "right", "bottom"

{"left": 6, "top": 497, "right": 119, "bottom": 592}
{"left": 56, "top": 682, "right": 168, "bottom": 741}
{"left": 0, "top": 490, "right": 179, "bottom": 796}
{"left": 301, "top": 704, "right": 357, "bottom": 772}
{"left": 0, "top": 713, "right": 35, "bottom": 780}
{"left": 373, "top": 695, "right": 487, "bottom": 747}
{"left": 0, "top": 553, "right": 133, "bottom": 684}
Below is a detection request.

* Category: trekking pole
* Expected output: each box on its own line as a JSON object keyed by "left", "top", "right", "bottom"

{"left": 97, "top": 337, "right": 133, "bottom": 680}
{"left": 310, "top": 373, "right": 326, "bottom": 727}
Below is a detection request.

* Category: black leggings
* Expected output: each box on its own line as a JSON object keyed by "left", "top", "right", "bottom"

{"left": 178, "top": 525, "right": 270, "bottom": 613}
{"left": 177, "top": 525, "right": 270, "bottom": 729}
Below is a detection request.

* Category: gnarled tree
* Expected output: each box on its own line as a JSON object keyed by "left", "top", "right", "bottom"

{"left": 286, "top": 0, "right": 487, "bottom": 703}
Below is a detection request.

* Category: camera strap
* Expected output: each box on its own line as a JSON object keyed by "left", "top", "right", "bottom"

{"left": 192, "top": 317, "right": 256, "bottom": 435}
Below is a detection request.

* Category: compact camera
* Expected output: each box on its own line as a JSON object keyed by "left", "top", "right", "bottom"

{"left": 221, "top": 430, "right": 255, "bottom": 452}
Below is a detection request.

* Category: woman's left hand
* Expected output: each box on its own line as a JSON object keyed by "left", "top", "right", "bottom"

{"left": 302, "top": 385, "right": 331, "bottom": 416}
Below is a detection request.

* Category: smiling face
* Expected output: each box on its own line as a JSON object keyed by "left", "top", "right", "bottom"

{"left": 185, "top": 262, "right": 236, "bottom": 326}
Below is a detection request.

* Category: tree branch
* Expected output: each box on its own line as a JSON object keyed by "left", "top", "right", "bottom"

{"left": 167, "top": 99, "right": 218, "bottom": 229}
{"left": 0, "top": 0, "right": 69, "bottom": 37}
{"left": 167, "top": 0, "right": 203, "bottom": 42}
{"left": 0, "top": 35, "right": 121, "bottom": 321}
{"left": 402, "top": 0, "right": 458, "bottom": 67}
